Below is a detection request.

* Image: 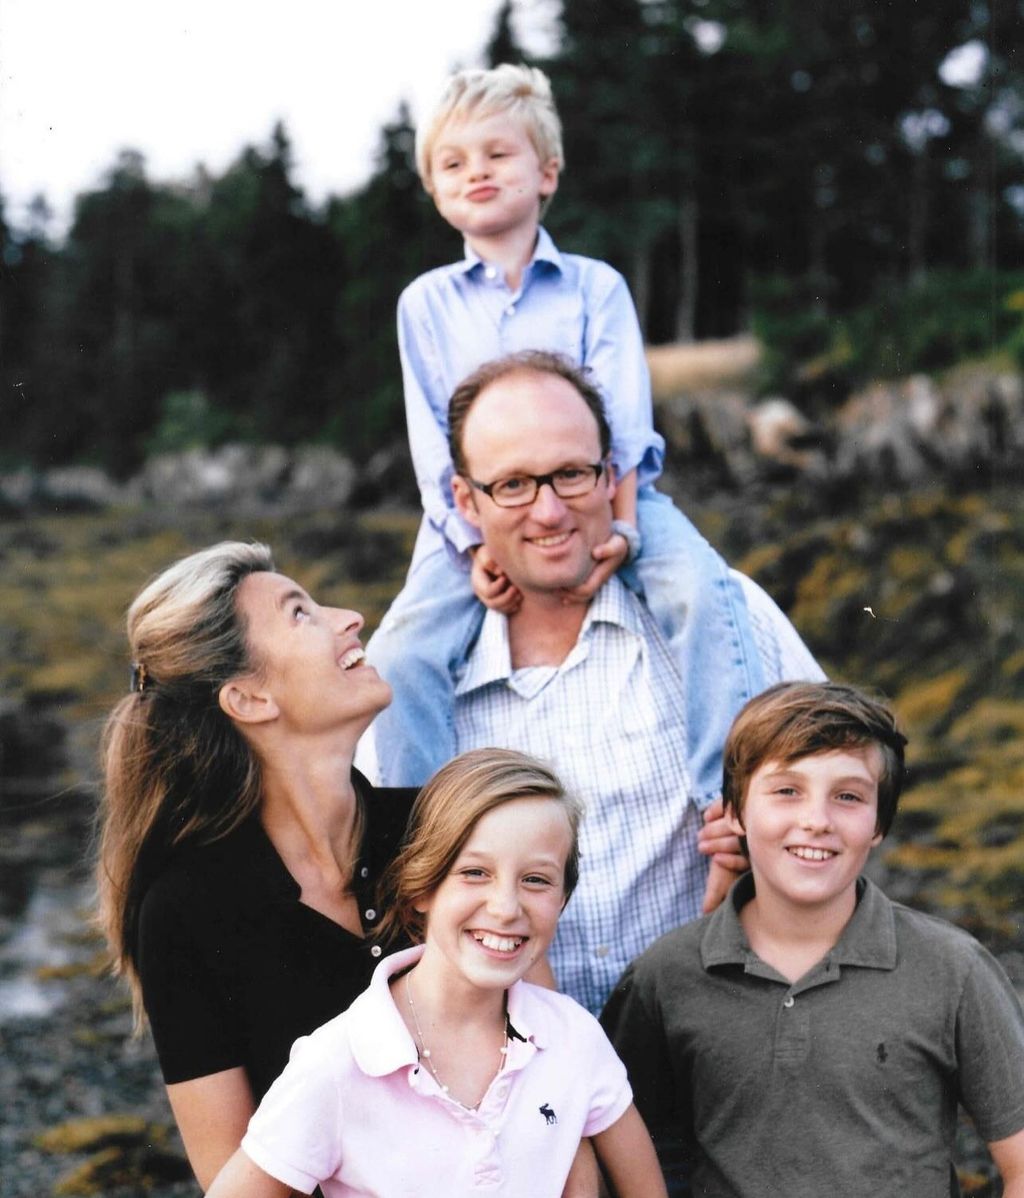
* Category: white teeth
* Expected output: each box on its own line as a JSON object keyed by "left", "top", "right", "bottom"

{"left": 532, "top": 533, "right": 570, "bottom": 548}
{"left": 789, "top": 846, "right": 836, "bottom": 861}
{"left": 475, "top": 932, "right": 523, "bottom": 952}
{"left": 339, "top": 647, "right": 365, "bottom": 670}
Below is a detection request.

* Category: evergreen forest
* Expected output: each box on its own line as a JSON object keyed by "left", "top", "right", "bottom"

{"left": 2, "top": 0, "right": 1022, "bottom": 476}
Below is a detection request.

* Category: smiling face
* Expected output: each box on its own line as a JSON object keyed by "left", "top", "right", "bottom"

{"left": 414, "top": 796, "right": 573, "bottom": 995}
{"left": 452, "top": 369, "right": 615, "bottom": 598}
{"left": 229, "top": 571, "right": 391, "bottom": 738}
{"left": 735, "top": 748, "right": 884, "bottom": 924}
{"left": 428, "top": 110, "right": 559, "bottom": 245}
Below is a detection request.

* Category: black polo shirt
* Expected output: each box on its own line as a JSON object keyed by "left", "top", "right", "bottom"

{"left": 137, "top": 771, "right": 415, "bottom": 1103}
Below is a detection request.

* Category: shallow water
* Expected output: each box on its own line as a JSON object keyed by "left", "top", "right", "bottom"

{"left": 0, "top": 873, "right": 94, "bottom": 1022}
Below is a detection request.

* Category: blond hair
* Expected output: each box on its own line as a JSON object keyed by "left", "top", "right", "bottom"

{"left": 96, "top": 541, "right": 274, "bottom": 1027}
{"left": 377, "top": 748, "right": 583, "bottom": 946}
{"left": 416, "top": 63, "right": 564, "bottom": 206}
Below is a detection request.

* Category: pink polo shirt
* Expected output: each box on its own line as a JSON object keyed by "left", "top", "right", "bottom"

{"left": 241, "top": 945, "right": 633, "bottom": 1196}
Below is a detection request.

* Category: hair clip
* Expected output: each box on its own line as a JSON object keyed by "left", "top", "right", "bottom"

{"left": 130, "top": 662, "right": 149, "bottom": 694}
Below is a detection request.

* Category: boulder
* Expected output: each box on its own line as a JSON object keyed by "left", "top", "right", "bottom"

{"left": 134, "top": 444, "right": 290, "bottom": 506}
{"left": 747, "top": 397, "right": 827, "bottom": 476}
{"left": 289, "top": 446, "right": 357, "bottom": 509}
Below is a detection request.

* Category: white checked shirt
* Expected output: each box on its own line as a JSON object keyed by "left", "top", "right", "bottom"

{"left": 453, "top": 573, "right": 823, "bottom": 1015}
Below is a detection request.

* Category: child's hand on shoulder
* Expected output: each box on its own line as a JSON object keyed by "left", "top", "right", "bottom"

{"left": 698, "top": 797, "right": 749, "bottom": 913}
{"left": 558, "top": 532, "right": 629, "bottom": 606}
{"left": 471, "top": 546, "right": 523, "bottom": 614}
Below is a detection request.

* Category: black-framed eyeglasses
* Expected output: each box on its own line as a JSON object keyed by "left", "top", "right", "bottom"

{"left": 469, "top": 462, "right": 606, "bottom": 508}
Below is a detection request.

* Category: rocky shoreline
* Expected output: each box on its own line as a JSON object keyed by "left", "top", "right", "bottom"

{"left": 2, "top": 363, "right": 1021, "bottom": 519}
{"left": 0, "top": 783, "right": 195, "bottom": 1197}
{"left": 2, "top": 462, "right": 1023, "bottom": 1195}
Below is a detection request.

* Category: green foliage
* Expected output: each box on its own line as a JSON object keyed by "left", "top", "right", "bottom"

{"left": 2, "top": 0, "right": 1022, "bottom": 468}
{"left": 144, "top": 390, "right": 235, "bottom": 455}
{"left": 325, "top": 104, "right": 451, "bottom": 455}
{"left": 754, "top": 270, "right": 1024, "bottom": 397}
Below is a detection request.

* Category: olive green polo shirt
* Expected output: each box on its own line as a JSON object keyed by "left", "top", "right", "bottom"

{"left": 603, "top": 875, "right": 1024, "bottom": 1197}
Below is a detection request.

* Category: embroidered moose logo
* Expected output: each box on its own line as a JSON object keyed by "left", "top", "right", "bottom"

{"left": 539, "top": 1103, "right": 558, "bottom": 1125}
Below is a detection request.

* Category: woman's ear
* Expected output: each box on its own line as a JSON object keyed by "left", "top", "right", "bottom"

{"left": 218, "top": 677, "right": 279, "bottom": 725}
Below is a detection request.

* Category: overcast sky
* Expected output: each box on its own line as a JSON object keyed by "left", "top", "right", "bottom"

{"left": 0, "top": 0, "right": 557, "bottom": 234}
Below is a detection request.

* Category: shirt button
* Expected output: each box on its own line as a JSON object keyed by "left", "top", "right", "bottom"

{"left": 370, "top": 945, "right": 382, "bottom": 957}
{"left": 504, "top": 305, "right": 515, "bottom": 316}
{"left": 594, "top": 945, "right": 609, "bottom": 958}
{"left": 365, "top": 908, "right": 377, "bottom": 921}
{"left": 360, "top": 866, "right": 369, "bottom": 879}
{"left": 484, "top": 266, "right": 497, "bottom": 280}
{"left": 782, "top": 995, "right": 795, "bottom": 1008}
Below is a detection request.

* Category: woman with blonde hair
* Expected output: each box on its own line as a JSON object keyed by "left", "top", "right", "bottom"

{"left": 97, "top": 541, "right": 412, "bottom": 1189}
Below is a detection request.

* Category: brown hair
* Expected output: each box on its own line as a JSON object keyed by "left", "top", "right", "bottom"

{"left": 447, "top": 350, "right": 612, "bottom": 477}
{"left": 376, "top": 748, "right": 583, "bottom": 947}
{"left": 722, "top": 681, "right": 907, "bottom": 836}
{"left": 96, "top": 541, "right": 274, "bottom": 1027}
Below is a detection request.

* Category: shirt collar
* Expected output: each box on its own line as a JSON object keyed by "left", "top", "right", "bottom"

{"left": 348, "top": 945, "right": 425, "bottom": 1077}
{"left": 207, "top": 769, "right": 389, "bottom": 910}
{"left": 455, "top": 576, "right": 644, "bottom": 699}
{"left": 348, "top": 945, "right": 547, "bottom": 1078}
{"left": 458, "top": 225, "right": 563, "bottom": 279}
{"left": 701, "top": 874, "right": 898, "bottom": 974}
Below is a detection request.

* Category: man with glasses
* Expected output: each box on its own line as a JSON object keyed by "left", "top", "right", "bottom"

{"left": 366, "top": 350, "right": 822, "bottom": 1016}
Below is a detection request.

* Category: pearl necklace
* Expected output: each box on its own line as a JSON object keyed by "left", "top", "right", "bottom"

{"left": 404, "top": 972, "right": 509, "bottom": 1106}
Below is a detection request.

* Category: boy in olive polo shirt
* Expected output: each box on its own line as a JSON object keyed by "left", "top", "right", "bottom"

{"left": 603, "top": 681, "right": 1024, "bottom": 1197}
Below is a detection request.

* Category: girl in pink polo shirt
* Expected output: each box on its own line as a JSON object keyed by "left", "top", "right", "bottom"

{"left": 207, "top": 749, "right": 667, "bottom": 1198}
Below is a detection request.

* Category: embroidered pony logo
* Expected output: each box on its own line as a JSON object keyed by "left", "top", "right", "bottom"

{"left": 539, "top": 1103, "right": 558, "bottom": 1125}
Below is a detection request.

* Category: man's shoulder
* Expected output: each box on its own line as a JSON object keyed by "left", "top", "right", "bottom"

{"left": 731, "top": 569, "right": 824, "bottom": 684}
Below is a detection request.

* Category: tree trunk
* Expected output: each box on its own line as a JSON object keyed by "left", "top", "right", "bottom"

{"left": 675, "top": 192, "right": 699, "bottom": 343}
{"left": 908, "top": 149, "right": 929, "bottom": 285}
{"left": 631, "top": 243, "right": 651, "bottom": 340}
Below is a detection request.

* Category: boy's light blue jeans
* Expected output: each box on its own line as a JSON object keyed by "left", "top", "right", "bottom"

{"left": 366, "top": 487, "right": 764, "bottom": 796}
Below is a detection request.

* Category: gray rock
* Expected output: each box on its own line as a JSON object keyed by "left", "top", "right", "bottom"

{"left": 137, "top": 445, "right": 291, "bottom": 506}
{"left": 289, "top": 446, "right": 357, "bottom": 509}
{"left": 41, "top": 467, "right": 124, "bottom": 509}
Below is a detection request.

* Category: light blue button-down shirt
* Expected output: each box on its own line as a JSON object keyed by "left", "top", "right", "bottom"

{"left": 398, "top": 227, "right": 665, "bottom": 563}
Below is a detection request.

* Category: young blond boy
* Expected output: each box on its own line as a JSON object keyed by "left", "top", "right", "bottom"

{"left": 367, "top": 64, "right": 764, "bottom": 792}
{"left": 603, "top": 681, "right": 1024, "bottom": 1197}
